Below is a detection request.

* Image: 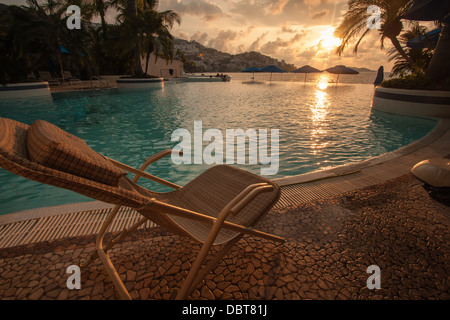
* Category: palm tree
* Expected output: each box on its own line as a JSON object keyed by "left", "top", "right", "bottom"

{"left": 426, "top": 24, "right": 450, "bottom": 82}
{"left": 138, "top": 1, "right": 180, "bottom": 75}
{"left": 26, "top": 0, "right": 90, "bottom": 78}
{"left": 82, "top": 0, "right": 111, "bottom": 39}
{"left": 388, "top": 24, "right": 435, "bottom": 76}
{"left": 335, "top": 0, "right": 414, "bottom": 68}
{"left": 125, "top": 0, "right": 145, "bottom": 76}
{"left": 0, "top": 5, "right": 38, "bottom": 83}
{"left": 116, "top": 0, "right": 179, "bottom": 76}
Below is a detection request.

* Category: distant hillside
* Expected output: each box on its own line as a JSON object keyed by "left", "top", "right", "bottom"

{"left": 349, "top": 67, "right": 377, "bottom": 72}
{"left": 174, "top": 39, "right": 296, "bottom": 73}
{"left": 173, "top": 39, "right": 376, "bottom": 73}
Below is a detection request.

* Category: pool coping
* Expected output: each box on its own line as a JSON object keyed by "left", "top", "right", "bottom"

{"left": 273, "top": 117, "right": 449, "bottom": 186}
{"left": 1, "top": 117, "right": 449, "bottom": 227}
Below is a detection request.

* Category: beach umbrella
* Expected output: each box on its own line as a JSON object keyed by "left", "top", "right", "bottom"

{"left": 242, "top": 66, "right": 260, "bottom": 72}
{"left": 325, "top": 65, "right": 359, "bottom": 84}
{"left": 58, "top": 44, "right": 70, "bottom": 81}
{"left": 292, "top": 65, "right": 322, "bottom": 83}
{"left": 259, "top": 65, "right": 286, "bottom": 82}
{"left": 241, "top": 66, "right": 261, "bottom": 80}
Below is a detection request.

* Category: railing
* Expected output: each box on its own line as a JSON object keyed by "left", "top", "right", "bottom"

{"left": 90, "top": 76, "right": 109, "bottom": 91}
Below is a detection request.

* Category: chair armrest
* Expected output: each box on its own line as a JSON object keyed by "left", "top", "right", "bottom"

{"left": 106, "top": 151, "right": 182, "bottom": 190}
{"left": 216, "top": 183, "right": 274, "bottom": 222}
{"left": 138, "top": 149, "right": 176, "bottom": 174}
{"left": 229, "top": 184, "right": 274, "bottom": 217}
{"left": 135, "top": 149, "right": 183, "bottom": 182}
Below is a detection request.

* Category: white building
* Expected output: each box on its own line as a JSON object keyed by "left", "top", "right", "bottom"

{"left": 141, "top": 53, "right": 184, "bottom": 78}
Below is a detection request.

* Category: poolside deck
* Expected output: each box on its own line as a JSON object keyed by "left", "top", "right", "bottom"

{"left": 1, "top": 119, "right": 449, "bottom": 249}
{"left": 0, "top": 119, "right": 449, "bottom": 300}
{"left": 49, "top": 79, "right": 116, "bottom": 93}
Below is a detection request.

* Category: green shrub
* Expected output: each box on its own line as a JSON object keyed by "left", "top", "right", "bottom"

{"left": 381, "top": 74, "right": 450, "bottom": 91}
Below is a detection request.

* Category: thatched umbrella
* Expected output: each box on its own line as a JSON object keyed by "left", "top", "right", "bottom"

{"left": 293, "top": 65, "right": 322, "bottom": 83}
{"left": 325, "top": 65, "right": 359, "bottom": 84}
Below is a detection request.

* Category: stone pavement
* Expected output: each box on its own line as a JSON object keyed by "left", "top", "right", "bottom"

{"left": 0, "top": 174, "right": 448, "bottom": 300}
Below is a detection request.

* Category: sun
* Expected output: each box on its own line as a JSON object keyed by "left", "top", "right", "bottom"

{"left": 318, "top": 28, "right": 342, "bottom": 51}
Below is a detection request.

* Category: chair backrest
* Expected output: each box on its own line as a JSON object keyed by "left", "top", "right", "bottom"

{"left": 0, "top": 117, "right": 148, "bottom": 209}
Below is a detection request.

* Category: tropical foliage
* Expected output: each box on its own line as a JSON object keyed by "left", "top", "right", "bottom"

{"left": 387, "top": 24, "right": 435, "bottom": 77}
{"left": 115, "top": 0, "right": 180, "bottom": 76}
{"left": 335, "top": 0, "right": 417, "bottom": 73}
{"left": 0, "top": 0, "right": 89, "bottom": 84}
{"left": 0, "top": 0, "right": 180, "bottom": 83}
{"left": 336, "top": 0, "right": 450, "bottom": 89}
{"left": 381, "top": 73, "right": 450, "bottom": 91}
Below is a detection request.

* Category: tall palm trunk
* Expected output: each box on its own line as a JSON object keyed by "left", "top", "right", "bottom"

{"left": 127, "top": 0, "right": 144, "bottom": 76}
{"left": 99, "top": 11, "right": 107, "bottom": 39}
{"left": 388, "top": 35, "right": 415, "bottom": 70}
{"left": 94, "top": 0, "right": 108, "bottom": 39}
{"left": 426, "top": 24, "right": 450, "bottom": 82}
{"left": 144, "top": 41, "right": 155, "bottom": 75}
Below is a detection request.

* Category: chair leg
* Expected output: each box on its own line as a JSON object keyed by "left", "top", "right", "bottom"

{"left": 186, "top": 235, "right": 243, "bottom": 297}
{"left": 93, "top": 205, "right": 132, "bottom": 300}
{"left": 82, "top": 216, "right": 148, "bottom": 268}
{"left": 175, "top": 234, "right": 243, "bottom": 300}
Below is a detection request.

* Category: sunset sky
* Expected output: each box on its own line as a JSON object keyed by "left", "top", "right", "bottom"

{"left": 2, "top": 0, "right": 409, "bottom": 70}
{"left": 157, "top": 0, "right": 393, "bottom": 70}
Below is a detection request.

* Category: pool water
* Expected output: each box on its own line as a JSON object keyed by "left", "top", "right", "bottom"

{"left": 0, "top": 81, "right": 437, "bottom": 214}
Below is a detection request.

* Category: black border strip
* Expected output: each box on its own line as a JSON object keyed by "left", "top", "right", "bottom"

{"left": 374, "top": 90, "right": 450, "bottom": 105}
{"left": 116, "top": 79, "right": 163, "bottom": 83}
{"left": 0, "top": 84, "right": 49, "bottom": 91}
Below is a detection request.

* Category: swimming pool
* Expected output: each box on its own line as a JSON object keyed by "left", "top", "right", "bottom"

{"left": 0, "top": 81, "right": 437, "bottom": 214}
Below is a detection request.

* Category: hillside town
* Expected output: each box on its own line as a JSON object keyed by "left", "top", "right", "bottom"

{"left": 174, "top": 38, "right": 297, "bottom": 73}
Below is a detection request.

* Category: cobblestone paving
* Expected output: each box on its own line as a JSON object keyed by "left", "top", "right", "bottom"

{"left": 0, "top": 174, "right": 448, "bottom": 300}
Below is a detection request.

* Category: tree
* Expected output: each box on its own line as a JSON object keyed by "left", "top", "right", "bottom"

{"left": 0, "top": 4, "right": 38, "bottom": 83}
{"left": 0, "top": 1, "right": 90, "bottom": 83}
{"left": 335, "top": 0, "right": 414, "bottom": 69}
{"left": 138, "top": 1, "right": 180, "bottom": 75}
{"left": 127, "top": 0, "right": 144, "bottom": 75}
{"left": 116, "top": 0, "right": 179, "bottom": 76}
{"left": 426, "top": 24, "right": 450, "bottom": 82}
{"left": 388, "top": 23, "right": 434, "bottom": 76}
{"left": 26, "top": 0, "right": 90, "bottom": 78}
{"left": 83, "top": 0, "right": 112, "bottom": 39}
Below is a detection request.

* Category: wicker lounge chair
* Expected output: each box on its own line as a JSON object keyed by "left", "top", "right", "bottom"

{"left": 0, "top": 117, "right": 284, "bottom": 300}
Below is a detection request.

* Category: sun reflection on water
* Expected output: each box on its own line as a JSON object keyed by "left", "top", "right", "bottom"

{"left": 317, "top": 74, "right": 331, "bottom": 90}
{"left": 310, "top": 84, "right": 331, "bottom": 155}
